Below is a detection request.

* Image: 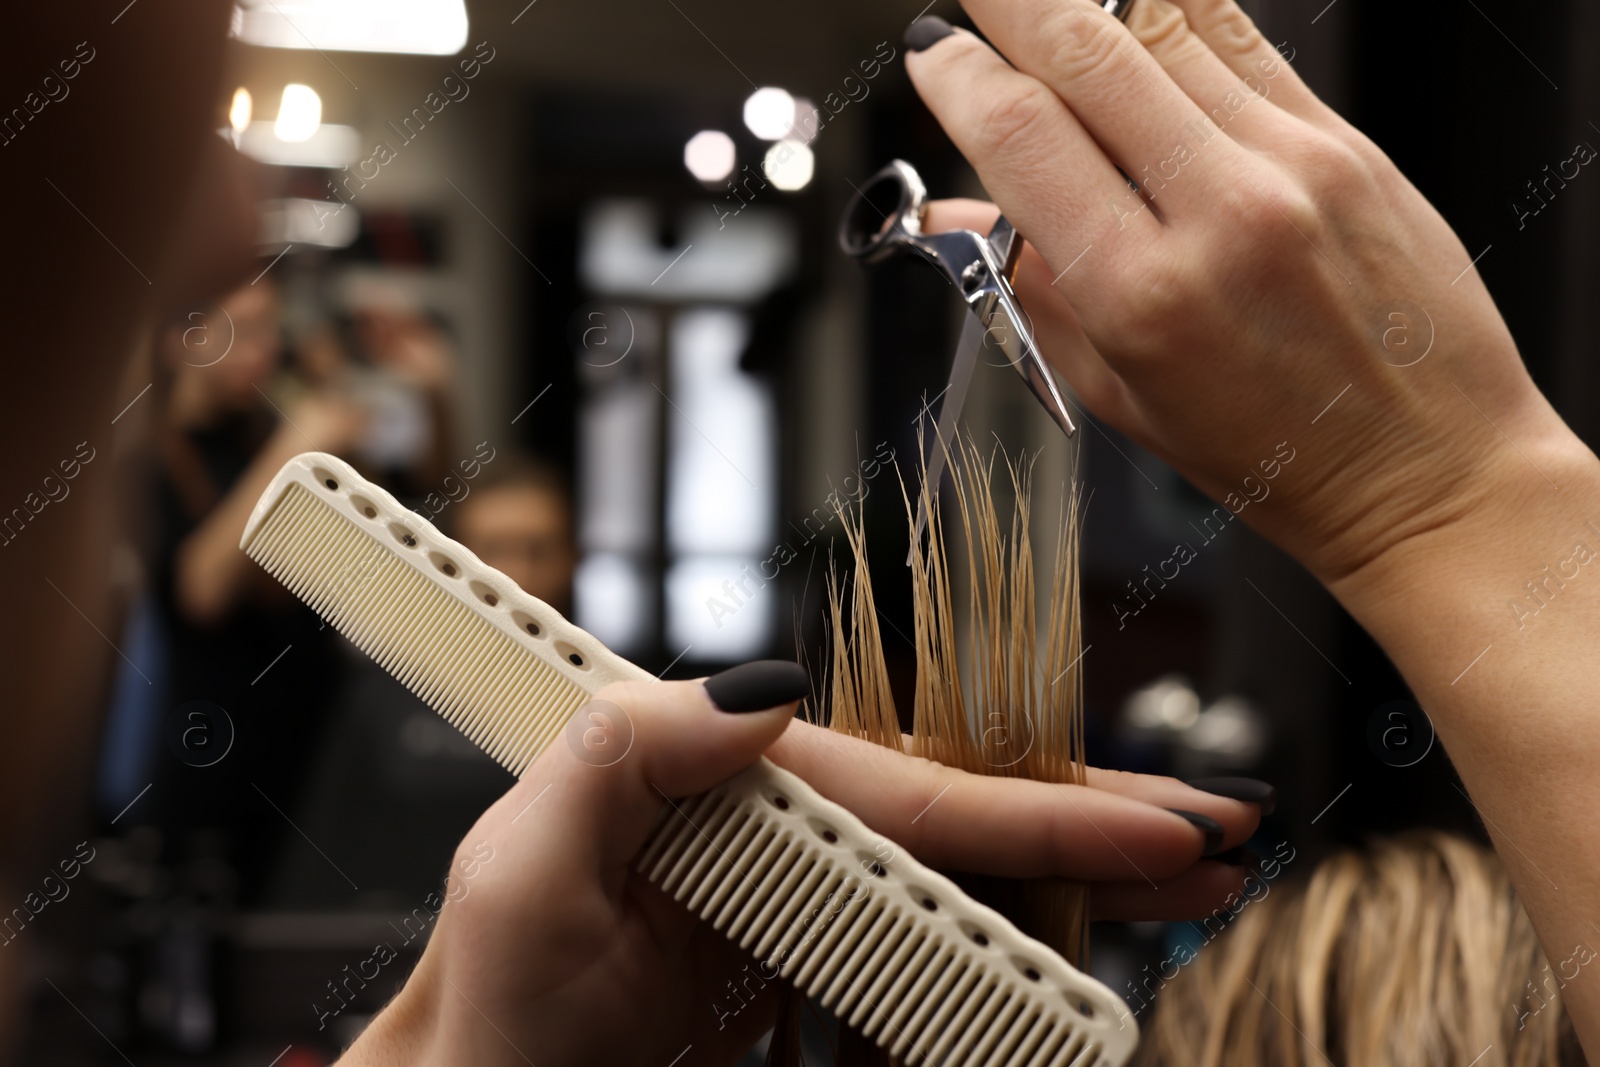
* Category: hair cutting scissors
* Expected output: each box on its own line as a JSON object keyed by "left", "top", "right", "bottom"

{"left": 841, "top": 0, "right": 1135, "bottom": 551}
{"left": 840, "top": 160, "right": 1075, "bottom": 550}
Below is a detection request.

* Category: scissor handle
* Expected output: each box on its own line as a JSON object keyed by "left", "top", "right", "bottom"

{"left": 839, "top": 159, "right": 928, "bottom": 264}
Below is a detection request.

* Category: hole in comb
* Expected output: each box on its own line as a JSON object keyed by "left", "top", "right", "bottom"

{"left": 808, "top": 818, "right": 839, "bottom": 844}
{"left": 469, "top": 580, "right": 501, "bottom": 607}
{"left": 512, "top": 611, "right": 544, "bottom": 638}
{"left": 390, "top": 523, "right": 417, "bottom": 548}
{"left": 430, "top": 553, "right": 458, "bottom": 577}
{"left": 971, "top": 931, "right": 989, "bottom": 947}
{"left": 1075, "top": 1000, "right": 1095, "bottom": 1019}
{"left": 555, "top": 641, "right": 587, "bottom": 669}
{"left": 770, "top": 795, "right": 790, "bottom": 810}
{"left": 912, "top": 889, "right": 938, "bottom": 911}
{"left": 1013, "top": 958, "right": 1041, "bottom": 981}
{"left": 856, "top": 851, "right": 886, "bottom": 877}
{"left": 324, "top": 478, "right": 338, "bottom": 490}
{"left": 313, "top": 466, "right": 339, "bottom": 492}
{"left": 352, "top": 495, "right": 378, "bottom": 520}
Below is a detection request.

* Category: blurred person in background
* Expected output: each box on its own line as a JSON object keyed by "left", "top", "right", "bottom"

{"left": 451, "top": 453, "right": 577, "bottom": 615}
{"left": 146, "top": 274, "right": 365, "bottom": 898}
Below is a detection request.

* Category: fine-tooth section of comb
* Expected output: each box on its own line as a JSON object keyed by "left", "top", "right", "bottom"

{"left": 241, "top": 454, "right": 645, "bottom": 777}
{"left": 242, "top": 453, "right": 1138, "bottom": 1067}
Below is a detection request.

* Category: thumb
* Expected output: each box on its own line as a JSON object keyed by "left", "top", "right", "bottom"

{"left": 489, "top": 661, "right": 809, "bottom": 883}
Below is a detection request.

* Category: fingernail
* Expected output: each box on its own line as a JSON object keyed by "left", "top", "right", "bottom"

{"left": 904, "top": 16, "right": 955, "bottom": 53}
{"left": 1185, "top": 777, "right": 1277, "bottom": 816}
{"left": 1166, "top": 809, "right": 1225, "bottom": 856}
{"left": 703, "top": 660, "right": 810, "bottom": 713}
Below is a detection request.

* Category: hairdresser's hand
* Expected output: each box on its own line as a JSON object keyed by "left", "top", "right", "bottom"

{"left": 342, "top": 668, "right": 1263, "bottom": 1067}
{"left": 341, "top": 673, "right": 807, "bottom": 1067}
{"left": 277, "top": 393, "right": 366, "bottom": 457}
{"left": 905, "top": 0, "right": 1584, "bottom": 589}
{"left": 765, "top": 721, "right": 1267, "bottom": 921}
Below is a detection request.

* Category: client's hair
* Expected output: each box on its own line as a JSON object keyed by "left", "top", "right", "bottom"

{"left": 1135, "top": 831, "right": 1583, "bottom": 1067}
{"left": 788, "top": 440, "right": 1087, "bottom": 1067}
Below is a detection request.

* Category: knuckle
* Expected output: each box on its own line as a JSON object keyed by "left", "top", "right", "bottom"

{"left": 1292, "top": 137, "right": 1368, "bottom": 200}
{"left": 1198, "top": 3, "right": 1270, "bottom": 60}
{"left": 1219, "top": 177, "right": 1322, "bottom": 248}
{"left": 973, "top": 81, "right": 1059, "bottom": 161}
{"left": 1131, "top": 0, "right": 1193, "bottom": 55}
{"left": 1040, "top": 5, "right": 1125, "bottom": 85}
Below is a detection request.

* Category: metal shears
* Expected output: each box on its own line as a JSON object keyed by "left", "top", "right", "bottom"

{"left": 839, "top": 159, "right": 1076, "bottom": 547}
{"left": 840, "top": 1, "right": 1135, "bottom": 551}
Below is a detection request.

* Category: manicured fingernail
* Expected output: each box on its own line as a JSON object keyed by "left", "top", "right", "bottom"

{"left": 1186, "top": 777, "right": 1277, "bottom": 816}
{"left": 704, "top": 660, "right": 810, "bottom": 713}
{"left": 904, "top": 16, "right": 955, "bottom": 53}
{"left": 1166, "top": 809, "right": 1225, "bottom": 856}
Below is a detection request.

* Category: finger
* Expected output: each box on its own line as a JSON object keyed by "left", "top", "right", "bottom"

{"left": 1089, "top": 859, "right": 1259, "bottom": 921}
{"left": 1081, "top": 766, "right": 1274, "bottom": 818}
{"left": 905, "top": 24, "right": 1160, "bottom": 305}
{"left": 1121, "top": 0, "right": 1297, "bottom": 152}
{"left": 482, "top": 663, "right": 807, "bottom": 891}
{"left": 766, "top": 723, "right": 1258, "bottom": 881}
{"left": 1162, "top": 0, "right": 1336, "bottom": 129}
{"left": 950, "top": 0, "right": 1255, "bottom": 213}
{"left": 923, "top": 198, "right": 1144, "bottom": 427}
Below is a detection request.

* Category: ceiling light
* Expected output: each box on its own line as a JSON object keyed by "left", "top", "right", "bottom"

{"left": 229, "top": 88, "right": 253, "bottom": 133}
{"left": 683, "top": 130, "right": 736, "bottom": 184}
{"left": 743, "top": 87, "right": 795, "bottom": 141}
{"left": 762, "top": 140, "right": 814, "bottom": 192}
{"left": 274, "top": 84, "right": 322, "bottom": 143}
{"left": 232, "top": 0, "right": 470, "bottom": 56}
{"left": 241, "top": 121, "right": 359, "bottom": 167}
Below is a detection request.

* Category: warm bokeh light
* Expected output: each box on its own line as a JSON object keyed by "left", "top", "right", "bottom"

{"left": 762, "top": 139, "right": 814, "bottom": 191}
{"left": 273, "top": 83, "right": 322, "bottom": 143}
{"left": 229, "top": 87, "right": 252, "bottom": 133}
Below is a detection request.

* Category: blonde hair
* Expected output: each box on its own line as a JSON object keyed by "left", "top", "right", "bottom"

{"left": 1135, "top": 832, "right": 1583, "bottom": 1067}
{"left": 775, "top": 441, "right": 1088, "bottom": 1067}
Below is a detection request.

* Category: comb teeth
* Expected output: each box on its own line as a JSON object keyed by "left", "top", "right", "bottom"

{"left": 244, "top": 482, "right": 590, "bottom": 776}
{"left": 242, "top": 454, "right": 1137, "bottom": 1067}
{"left": 638, "top": 767, "right": 1119, "bottom": 1067}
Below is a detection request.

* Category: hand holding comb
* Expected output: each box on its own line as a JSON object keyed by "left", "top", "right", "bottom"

{"left": 241, "top": 452, "right": 1138, "bottom": 1066}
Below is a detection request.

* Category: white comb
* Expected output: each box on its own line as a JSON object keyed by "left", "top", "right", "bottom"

{"left": 242, "top": 452, "right": 1137, "bottom": 1066}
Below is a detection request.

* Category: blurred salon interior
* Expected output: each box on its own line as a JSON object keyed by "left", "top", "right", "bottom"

{"left": 9, "top": 0, "right": 1600, "bottom": 1062}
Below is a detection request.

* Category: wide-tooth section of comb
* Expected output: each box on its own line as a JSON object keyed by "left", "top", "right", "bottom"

{"left": 637, "top": 762, "right": 1129, "bottom": 1067}
{"left": 244, "top": 482, "right": 590, "bottom": 777}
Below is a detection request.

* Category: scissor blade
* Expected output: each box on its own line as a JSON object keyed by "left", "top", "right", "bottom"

{"left": 987, "top": 291, "right": 1077, "bottom": 437}
{"left": 911, "top": 311, "right": 986, "bottom": 558}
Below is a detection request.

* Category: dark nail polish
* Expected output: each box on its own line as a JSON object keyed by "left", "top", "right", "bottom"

{"left": 1166, "top": 809, "right": 1226, "bottom": 856}
{"left": 904, "top": 16, "right": 955, "bottom": 53}
{"left": 704, "top": 660, "right": 810, "bottom": 713}
{"left": 1186, "top": 777, "right": 1277, "bottom": 816}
